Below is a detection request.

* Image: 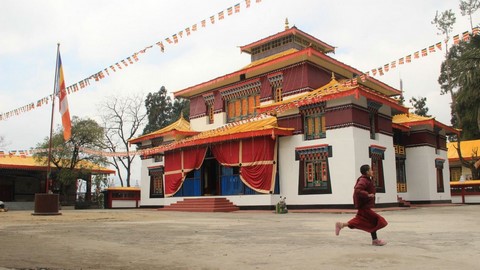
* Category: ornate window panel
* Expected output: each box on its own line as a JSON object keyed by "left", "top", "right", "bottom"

{"left": 220, "top": 79, "right": 261, "bottom": 101}
{"left": 369, "top": 145, "right": 386, "bottom": 193}
{"left": 296, "top": 144, "right": 332, "bottom": 195}
{"left": 203, "top": 93, "right": 215, "bottom": 106}
{"left": 301, "top": 102, "right": 326, "bottom": 140}
{"left": 295, "top": 144, "right": 332, "bottom": 161}
{"left": 268, "top": 72, "right": 283, "bottom": 89}
{"left": 435, "top": 158, "right": 445, "bottom": 193}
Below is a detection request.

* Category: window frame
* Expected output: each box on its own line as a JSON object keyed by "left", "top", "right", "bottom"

{"left": 296, "top": 145, "right": 332, "bottom": 195}
{"left": 149, "top": 168, "right": 164, "bottom": 198}
{"left": 369, "top": 145, "right": 386, "bottom": 193}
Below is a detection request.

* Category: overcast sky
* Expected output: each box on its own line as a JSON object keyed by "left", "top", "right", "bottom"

{"left": 1, "top": 0, "right": 478, "bottom": 183}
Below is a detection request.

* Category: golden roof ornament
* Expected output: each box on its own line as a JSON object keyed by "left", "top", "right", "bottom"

{"left": 285, "top": 18, "right": 289, "bottom": 30}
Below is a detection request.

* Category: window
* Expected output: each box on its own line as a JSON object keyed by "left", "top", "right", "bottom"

{"left": 274, "top": 87, "right": 283, "bottom": 102}
{"left": 296, "top": 145, "right": 332, "bottom": 195}
{"left": 149, "top": 168, "right": 164, "bottom": 198}
{"left": 226, "top": 94, "right": 260, "bottom": 122}
{"left": 369, "top": 112, "right": 378, "bottom": 139}
{"left": 268, "top": 73, "right": 283, "bottom": 103}
{"left": 303, "top": 105, "right": 326, "bottom": 140}
{"left": 207, "top": 104, "right": 214, "bottom": 124}
{"left": 396, "top": 158, "right": 407, "bottom": 192}
{"left": 436, "top": 159, "right": 445, "bottom": 192}
{"left": 367, "top": 100, "right": 382, "bottom": 140}
{"left": 369, "top": 145, "right": 385, "bottom": 193}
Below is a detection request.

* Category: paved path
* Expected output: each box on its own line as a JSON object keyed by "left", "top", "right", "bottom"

{"left": 0, "top": 205, "right": 478, "bottom": 270}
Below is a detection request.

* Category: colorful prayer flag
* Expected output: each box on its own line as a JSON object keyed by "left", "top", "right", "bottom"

{"left": 55, "top": 48, "right": 71, "bottom": 141}
{"left": 473, "top": 27, "right": 480, "bottom": 36}
{"left": 429, "top": 45, "right": 435, "bottom": 53}
{"left": 384, "top": 63, "right": 389, "bottom": 72}
{"left": 218, "top": 11, "right": 224, "bottom": 20}
{"left": 378, "top": 67, "right": 384, "bottom": 76}
{"left": 210, "top": 16, "right": 215, "bottom": 24}
{"left": 436, "top": 42, "right": 442, "bottom": 51}
{"left": 235, "top": 3, "right": 240, "bottom": 13}
{"left": 462, "top": 31, "right": 470, "bottom": 42}
{"left": 228, "top": 7, "right": 233, "bottom": 15}
{"left": 414, "top": 51, "right": 419, "bottom": 59}
{"left": 246, "top": 0, "right": 251, "bottom": 8}
{"left": 421, "top": 48, "right": 427, "bottom": 57}
{"left": 390, "top": 60, "right": 396, "bottom": 69}
{"left": 406, "top": 55, "right": 412, "bottom": 63}
{"left": 156, "top": 41, "right": 164, "bottom": 52}
{"left": 398, "top": 57, "right": 404, "bottom": 65}
{"left": 453, "top": 34, "right": 460, "bottom": 44}
{"left": 202, "top": 20, "right": 206, "bottom": 27}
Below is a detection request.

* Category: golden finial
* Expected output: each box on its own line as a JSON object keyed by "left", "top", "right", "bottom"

{"left": 285, "top": 18, "right": 289, "bottom": 30}
{"left": 331, "top": 72, "right": 336, "bottom": 80}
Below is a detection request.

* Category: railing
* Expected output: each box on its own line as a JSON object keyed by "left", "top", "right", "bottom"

{"left": 450, "top": 180, "right": 480, "bottom": 204}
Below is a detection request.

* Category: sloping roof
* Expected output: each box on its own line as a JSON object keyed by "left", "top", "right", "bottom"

{"left": 141, "top": 116, "right": 293, "bottom": 155}
{"left": 129, "top": 115, "right": 199, "bottom": 144}
{"left": 174, "top": 47, "right": 401, "bottom": 98}
{"left": 392, "top": 113, "right": 458, "bottom": 135}
{"left": 240, "top": 26, "right": 335, "bottom": 54}
{"left": 392, "top": 113, "right": 432, "bottom": 124}
{"left": 447, "top": 139, "right": 480, "bottom": 161}
{"left": 257, "top": 77, "right": 408, "bottom": 115}
{"left": 241, "top": 48, "right": 299, "bottom": 69}
{"left": 0, "top": 155, "right": 115, "bottom": 174}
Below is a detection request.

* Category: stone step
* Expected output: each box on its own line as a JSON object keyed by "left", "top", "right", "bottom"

{"left": 160, "top": 198, "right": 239, "bottom": 212}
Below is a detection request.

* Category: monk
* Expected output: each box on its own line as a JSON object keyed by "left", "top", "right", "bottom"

{"left": 335, "top": 164, "right": 388, "bottom": 246}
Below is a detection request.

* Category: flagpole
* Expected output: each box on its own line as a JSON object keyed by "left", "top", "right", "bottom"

{"left": 46, "top": 43, "right": 60, "bottom": 193}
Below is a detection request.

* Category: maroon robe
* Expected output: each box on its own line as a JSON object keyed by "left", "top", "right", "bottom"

{"left": 348, "top": 175, "right": 388, "bottom": 233}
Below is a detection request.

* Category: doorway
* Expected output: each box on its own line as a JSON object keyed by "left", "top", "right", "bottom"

{"left": 202, "top": 157, "right": 219, "bottom": 196}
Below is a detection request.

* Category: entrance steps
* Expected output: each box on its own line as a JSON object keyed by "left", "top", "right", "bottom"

{"left": 159, "top": 197, "right": 239, "bottom": 212}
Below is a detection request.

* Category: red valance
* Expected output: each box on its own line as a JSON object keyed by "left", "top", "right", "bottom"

{"left": 212, "top": 136, "right": 277, "bottom": 193}
{"left": 164, "top": 147, "right": 207, "bottom": 197}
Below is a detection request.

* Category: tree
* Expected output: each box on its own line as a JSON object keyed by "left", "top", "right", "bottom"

{"left": 432, "top": 10, "right": 458, "bottom": 125}
{"left": 171, "top": 97, "right": 190, "bottom": 122}
{"left": 439, "top": 35, "right": 480, "bottom": 139}
{"left": 100, "top": 94, "right": 147, "bottom": 187}
{"left": 460, "top": 0, "right": 480, "bottom": 30}
{"left": 143, "top": 86, "right": 172, "bottom": 134}
{"left": 34, "top": 116, "right": 106, "bottom": 204}
{"left": 409, "top": 96, "right": 431, "bottom": 117}
{"left": 143, "top": 86, "right": 191, "bottom": 134}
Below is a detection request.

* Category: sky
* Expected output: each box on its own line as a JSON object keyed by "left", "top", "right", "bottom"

{"left": 1, "top": 0, "right": 479, "bottom": 184}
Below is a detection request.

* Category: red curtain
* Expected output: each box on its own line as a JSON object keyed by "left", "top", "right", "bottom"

{"left": 164, "top": 147, "right": 207, "bottom": 197}
{"left": 211, "top": 136, "right": 276, "bottom": 193}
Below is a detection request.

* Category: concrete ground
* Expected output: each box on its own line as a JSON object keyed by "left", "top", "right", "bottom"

{"left": 0, "top": 205, "right": 478, "bottom": 270}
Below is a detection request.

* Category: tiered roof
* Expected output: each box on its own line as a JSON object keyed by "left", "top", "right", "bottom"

{"left": 392, "top": 113, "right": 458, "bottom": 134}
{"left": 129, "top": 114, "right": 199, "bottom": 144}
{"left": 140, "top": 116, "right": 293, "bottom": 155}
{"left": 257, "top": 77, "right": 408, "bottom": 115}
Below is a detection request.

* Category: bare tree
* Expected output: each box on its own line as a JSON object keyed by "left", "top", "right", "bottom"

{"left": 100, "top": 94, "right": 147, "bottom": 187}
{"left": 459, "top": 0, "right": 480, "bottom": 30}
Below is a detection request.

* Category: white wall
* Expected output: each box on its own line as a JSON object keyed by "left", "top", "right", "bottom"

{"left": 403, "top": 147, "right": 451, "bottom": 202}
{"left": 276, "top": 125, "right": 398, "bottom": 207}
